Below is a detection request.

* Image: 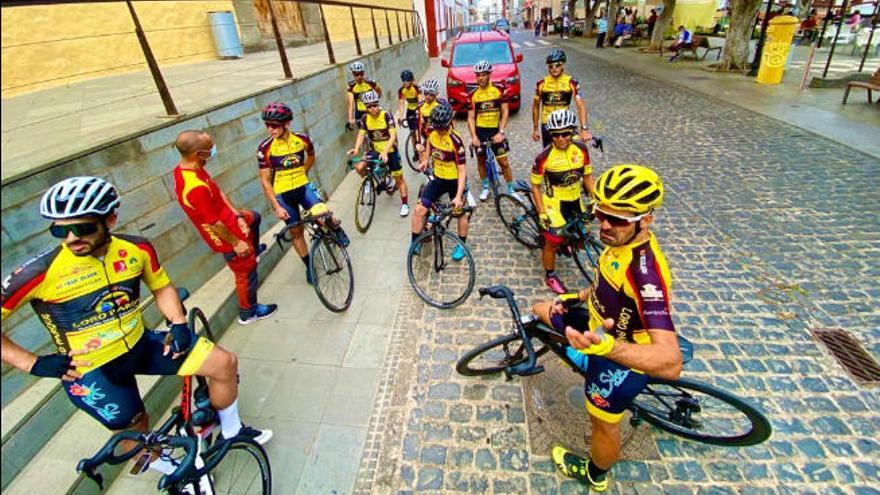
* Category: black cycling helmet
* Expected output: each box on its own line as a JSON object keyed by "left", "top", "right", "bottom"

{"left": 400, "top": 69, "right": 415, "bottom": 82}
{"left": 431, "top": 100, "right": 454, "bottom": 129}
{"left": 261, "top": 102, "right": 293, "bottom": 122}
{"left": 546, "top": 48, "right": 567, "bottom": 64}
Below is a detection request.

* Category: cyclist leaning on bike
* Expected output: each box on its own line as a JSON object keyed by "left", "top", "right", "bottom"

{"left": 346, "top": 61, "right": 382, "bottom": 130}
{"left": 410, "top": 100, "right": 472, "bottom": 261}
{"left": 0, "top": 177, "right": 271, "bottom": 477}
{"left": 531, "top": 165, "right": 682, "bottom": 492}
{"left": 466, "top": 59, "right": 516, "bottom": 200}
{"left": 531, "top": 108, "right": 595, "bottom": 294}
{"left": 416, "top": 77, "right": 442, "bottom": 141}
{"left": 347, "top": 90, "right": 411, "bottom": 217}
{"left": 532, "top": 49, "right": 592, "bottom": 148}
{"left": 396, "top": 69, "right": 422, "bottom": 149}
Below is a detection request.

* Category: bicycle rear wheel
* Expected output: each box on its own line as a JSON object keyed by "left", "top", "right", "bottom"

{"left": 405, "top": 132, "right": 420, "bottom": 172}
{"left": 495, "top": 193, "right": 541, "bottom": 249}
{"left": 456, "top": 332, "right": 551, "bottom": 376}
{"left": 354, "top": 176, "right": 376, "bottom": 234}
{"left": 631, "top": 377, "right": 772, "bottom": 447}
{"left": 572, "top": 235, "right": 603, "bottom": 284}
{"left": 407, "top": 230, "right": 475, "bottom": 309}
{"left": 198, "top": 438, "right": 272, "bottom": 494}
{"left": 309, "top": 235, "right": 354, "bottom": 312}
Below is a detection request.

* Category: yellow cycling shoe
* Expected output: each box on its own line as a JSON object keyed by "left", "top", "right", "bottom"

{"left": 551, "top": 445, "right": 609, "bottom": 492}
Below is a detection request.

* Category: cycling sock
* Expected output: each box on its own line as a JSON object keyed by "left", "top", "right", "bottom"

{"left": 218, "top": 399, "right": 243, "bottom": 439}
{"left": 507, "top": 183, "right": 515, "bottom": 194}
{"left": 401, "top": 195, "right": 408, "bottom": 205}
{"left": 481, "top": 178, "right": 490, "bottom": 188}
{"left": 587, "top": 459, "right": 608, "bottom": 481}
{"left": 411, "top": 232, "right": 420, "bottom": 243}
{"left": 459, "top": 236, "right": 467, "bottom": 244}
{"left": 546, "top": 269, "right": 556, "bottom": 278}
{"left": 148, "top": 457, "right": 177, "bottom": 475}
{"left": 300, "top": 254, "right": 310, "bottom": 267}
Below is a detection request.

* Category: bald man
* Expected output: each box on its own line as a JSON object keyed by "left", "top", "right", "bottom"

{"left": 173, "top": 131, "right": 278, "bottom": 324}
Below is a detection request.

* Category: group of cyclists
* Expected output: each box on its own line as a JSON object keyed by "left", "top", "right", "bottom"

{"left": 0, "top": 43, "right": 681, "bottom": 493}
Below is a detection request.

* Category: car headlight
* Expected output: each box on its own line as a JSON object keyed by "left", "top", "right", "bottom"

{"left": 447, "top": 77, "right": 463, "bottom": 87}
{"left": 506, "top": 76, "right": 519, "bottom": 84}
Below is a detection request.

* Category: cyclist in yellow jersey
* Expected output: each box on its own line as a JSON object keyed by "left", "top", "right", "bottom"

{"left": 346, "top": 61, "right": 382, "bottom": 129}
{"left": 1, "top": 177, "right": 271, "bottom": 460}
{"left": 396, "top": 69, "right": 422, "bottom": 159}
{"left": 531, "top": 109, "right": 595, "bottom": 294}
{"left": 416, "top": 77, "right": 442, "bottom": 141}
{"left": 347, "top": 91, "right": 410, "bottom": 216}
{"left": 466, "top": 60, "right": 515, "bottom": 200}
{"left": 531, "top": 49, "right": 592, "bottom": 148}
{"left": 258, "top": 102, "right": 349, "bottom": 284}
{"left": 410, "top": 100, "right": 472, "bottom": 261}
{"left": 531, "top": 165, "right": 681, "bottom": 492}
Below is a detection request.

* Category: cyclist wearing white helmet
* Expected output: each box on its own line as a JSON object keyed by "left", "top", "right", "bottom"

{"left": 466, "top": 59, "right": 515, "bottom": 201}
{"left": 347, "top": 61, "right": 382, "bottom": 128}
{"left": 532, "top": 48, "right": 592, "bottom": 147}
{"left": 397, "top": 69, "right": 423, "bottom": 161}
{"left": 1, "top": 177, "right": 271, "bottom": 464}
{"left": 347, "top": 91, "right": 411, "bottom": 216}
{"left": 531, "top": 109, "right": 595, "bottom": 294}
{"left": 416, "top": 77, "right": 442, "bottom": 142}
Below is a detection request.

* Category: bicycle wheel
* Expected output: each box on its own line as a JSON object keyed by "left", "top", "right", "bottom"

{"left": 631, "top": 377, "right": 772, "bottom": 447}
{"left": 486, "top": 154, "right": 501, "bottom": 197}
{"left": 407, "top": 230, "right": 475, "bottom": 309}
{"left": 187, "top": 306, "right": 215, "bottom": 341}
{"left": 405, "top": 132, "right": 420, "bottom": 172}
{"left": 495, "top": 193, "right": 541, "bottom": 249}
{"left": 309, "top": 235, "right": 354, "bottom": 312}
{"left": 354, "top": 176, "right": 376, "bottom": 234}
{"left": 198, "top": 437, "right": 272, "bottom": 494}
{"left": 456, "top": 332, "right": 551, "bottom": 376}
{"left": 572, "top": 236, "right": 603, "bottom": 284}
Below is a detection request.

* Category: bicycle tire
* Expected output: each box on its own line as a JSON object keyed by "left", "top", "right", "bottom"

{"left": 631, "top": 377, "right": 772, "bottom": 447}
{"left": 196, "top": 437, "right": 272, "bottom": 495}
{"left": 407, "top": 230, "right": 475, "bottom": 309}
{"left": 405, "top": 132, "right": 420, "bottom": 172}
{"left": 309, "top": 236, "right": 354, "bottom": 312}
{"left": 572, "top": 236, "right": 603, "bottom": 284}
{"left": 456, "top": 332, "right": 552, "bottom": 376}
{"left": 187, "top": 306, "right": 215, "bottom": 342}
{"left": 354, "top": 176, "right": 376, "bottom": 234}
{"left": 486, "top": 153, "right": 501, "bottom": 198}
{"left": 495, "top": 193, "right": 541, "bottom": 249}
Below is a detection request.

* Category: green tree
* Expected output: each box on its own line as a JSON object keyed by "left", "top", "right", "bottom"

{"left": 717, "top": 0, "right": 762, "bottom": 71}
{"left": 650, "top": 0, "right": 677, "bottom": 50}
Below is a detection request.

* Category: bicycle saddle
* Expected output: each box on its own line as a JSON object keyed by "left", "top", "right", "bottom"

{"left": 479, "top": 285, "right": 513, "bottom": 300}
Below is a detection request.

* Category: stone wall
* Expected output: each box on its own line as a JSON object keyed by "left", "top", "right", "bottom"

{"left": 0, "top": 37, "right": 428, "bottom": 407}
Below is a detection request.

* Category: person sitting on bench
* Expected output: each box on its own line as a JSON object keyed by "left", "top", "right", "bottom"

{"left": 668, "top": 25, "right": 693, "bottom": 62}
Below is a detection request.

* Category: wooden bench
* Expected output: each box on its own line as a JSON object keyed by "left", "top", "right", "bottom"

{"left": 842, "top": 68, "right": 880, "bottom": 105}
{"left": 660, "top": 35, "right": 722, "bottom": 61}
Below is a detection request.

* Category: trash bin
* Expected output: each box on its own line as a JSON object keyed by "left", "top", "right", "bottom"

{"left": 756, "top": 15, "right": 799, "bottom": 85}
{"left": 209, "top": 10, "right": 243, "bottom": 59}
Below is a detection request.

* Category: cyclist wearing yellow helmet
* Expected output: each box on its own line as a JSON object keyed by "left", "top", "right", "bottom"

{"left": 531, "top": 164, "right": 683, "bottom": 492}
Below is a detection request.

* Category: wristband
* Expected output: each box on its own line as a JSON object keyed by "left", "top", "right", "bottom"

{"left": 557, "top": 292, "right": 581, "bottom": 309}
{"left": 576, "top": 333, "right": 615, "bottom": 356}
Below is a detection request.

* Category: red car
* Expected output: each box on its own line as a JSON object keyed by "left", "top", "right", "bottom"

{"left": 441, "top": 31, "right": 523, "bottom": 113}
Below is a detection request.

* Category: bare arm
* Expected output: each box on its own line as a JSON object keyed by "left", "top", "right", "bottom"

{"left": 531, "top": 96, "right": 541, "bottom": 132}
{"left": 499, "top": 101, "right": 510, "bottom": 132}
{"left": 467, "top": 108, "right": 478, "bottom": 142}
{"left": 1, "top": 333, "right": 37, "bottom": 373}
{"left": 153, "top": 283, "right": 186, "bottom": 325}
{"left": 347, "top": 93, "right": 355, "bottom": 122}
{"left": 604, "top": 330, "right": 682, "bottom": 380}
{"left": 303, "top": 151, "right": 316, "bottom": 175}
{"left": 583, "top": 173, "right": 595, "bottom": 199}
{"left": 532, "top": 183, "right": 545, "bottom": 215}
{"left": 259, "top": 169, "right": 282, "bottom": 210}
{"left": 575, "top": 95, "right": 589, "bottom": 128}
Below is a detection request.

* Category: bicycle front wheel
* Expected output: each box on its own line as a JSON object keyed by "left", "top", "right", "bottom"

{"left": 407, "top": 230, "right": 475, "bottom": 309}
{"left": 405, "top": 132, "right": 420, "bottom": 172}
{"left": 495, "top": 193, "right": 541, "bottom": 249}
{"left": 456, "top": 332, "right": 551, "bottom": 376}
{"left": 198, "top": 438, "right": 272, "bottom": 494}
{"left": 309, "top": 236, "right": 354, "bottom": 312}
{"left": 187, "top": 306, "right": 215, "bottom": 341}
{"left": 354, "top": 176, "right": 376, "bottom": 234}
{"left": 572, "top": 235, "right": 603, "bottom": 284}
{"left": 631, "top": 377, "right": 772, "bottom": 447}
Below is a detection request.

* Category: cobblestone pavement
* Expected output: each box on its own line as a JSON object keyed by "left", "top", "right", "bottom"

{"left": 357, "top": 30, "right": 880, "bottom": 494}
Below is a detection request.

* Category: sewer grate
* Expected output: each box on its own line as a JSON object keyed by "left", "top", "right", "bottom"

{"left": 812, "top": 328, "right": 880, "bottom": 386}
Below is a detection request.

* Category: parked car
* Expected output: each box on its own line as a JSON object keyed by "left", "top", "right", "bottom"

{"left": 495, "top": 18, "right": 511, "bottom": 33}
{"left": 441, "top": 31, "right": 523, "bottom": 113}
{"left": 463, "top": 22, "right": 495, "bottom": 33}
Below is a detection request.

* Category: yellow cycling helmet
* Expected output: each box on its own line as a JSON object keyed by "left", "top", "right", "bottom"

{"left": 593, "top": 164, "right": 664, "bottom": 214}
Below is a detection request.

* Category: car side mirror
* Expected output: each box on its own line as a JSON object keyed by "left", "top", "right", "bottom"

{"left": 515, "top": 53, "right": 523, "bottom": 63}
{"left": 441, "top": 58, "right": 450, "bottom": 68}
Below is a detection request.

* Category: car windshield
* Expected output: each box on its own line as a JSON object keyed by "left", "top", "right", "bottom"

{"left": 465, "top": 24, "right": 493, "bottom": 32}
{"left": 496, "top": 20, "right": 509, "bottom": 27}
{"left": 451, "top": 41, "right": 512, "bottom": 66}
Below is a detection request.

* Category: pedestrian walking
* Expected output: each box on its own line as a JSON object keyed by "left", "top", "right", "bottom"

{"left": 596, "top": 14, "right": 608, "bottom": 48}
{"left": 562, "top": 14, "right": 571, "bottom": 39}
{"left": 647, "top": 8, "right": 658, "bottom": 37}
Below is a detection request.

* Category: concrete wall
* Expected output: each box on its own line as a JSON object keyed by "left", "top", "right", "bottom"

{"left": 0, "top": 38, "right": 428, "bottom": 407}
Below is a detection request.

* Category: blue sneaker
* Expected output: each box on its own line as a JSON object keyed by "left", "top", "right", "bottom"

{"left": 238, "top": 303, "right": 278, "bottom": 325}
{"left": 335, "top": 226, "right": 351, "bottom": 248}
{"left": 452, "top": 244, "right": 466, "bottom": 261}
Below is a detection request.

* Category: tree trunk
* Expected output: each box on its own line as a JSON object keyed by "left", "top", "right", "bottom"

{"left": 584, "top": 0, "right": 602, "bottom": 37}
{"left": 606, "top": 0, "right": 621, "bottom": 46}
{"left": 649, "top": 0, "right": 676, "bottom": 50}
{"left": 717, "top": 0, "right": 762, "bottom": 71}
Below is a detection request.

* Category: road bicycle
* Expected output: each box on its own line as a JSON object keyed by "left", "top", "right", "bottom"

{"left": 457, "top": 285, "right": 773, "bottom": 447}
{"left": 77, "top": 289, "right": 272, "bottom": 494}
{"left": 469, "top": 139, "right": 503, "bottom": 199}
{"left": 399, "top": 118, "right": 422, "bottom": 173}
{"left": 407, "top": 200, "right": 476, "bottom": 309}
{"left": 350, "top": 155, "right": 397, "bottom": 234}
{"left": 275, "top": 209, "right": 354, "bottom": 312}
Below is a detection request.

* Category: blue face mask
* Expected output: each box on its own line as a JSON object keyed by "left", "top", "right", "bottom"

{"left": 209, "top": 144, "right": 218, "bottom": 160}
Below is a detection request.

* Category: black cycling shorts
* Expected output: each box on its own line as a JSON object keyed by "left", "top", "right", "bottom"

{"left": 475, "top": 127, "right": 509, "bottom": 158}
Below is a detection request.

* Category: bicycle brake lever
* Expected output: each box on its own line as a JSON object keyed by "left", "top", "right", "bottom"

{"left": 77, "top": 462, "right": 104, "bottom": 489}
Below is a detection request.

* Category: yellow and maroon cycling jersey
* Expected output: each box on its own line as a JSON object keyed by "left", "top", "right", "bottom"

{"left": 417, "top": 99, "right": 440, "bottom": 138}
{"left": 587, "top": 232, "right": 675, "bottom": 344}
{"left": 398, "top": 83, "right": 421, "bottom": 111}
{"left": 257, "top": 132, "right": 315, "bottom": 195}
{"left": 358, "top": 109, "right": 397, "bottom": 153}
{"left": 535, "top": 73, "right": 581, "bottom": 123}
{"left": 427, "top": 129, "right": 467, "bottom": 180}
{"left": 531, "top": 140, "right": 592, "bottom": 202}
{"left": 469, "top": 82, "right": 507, "bottom": 129}
{"left": 348, "top": 79, "right": 381, "bottom": 112}
{"left": 1, "top": 235, "right": 171, "bottom": 374}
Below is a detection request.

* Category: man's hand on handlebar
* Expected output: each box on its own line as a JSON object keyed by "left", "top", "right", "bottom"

{"left": 346, "top": 148, "right": 358, "bottom": 157}
{"left": 579, "top": 128, "right": 592, "bottom": 142}
{"left": 471, "top": 136, "right": 481, "bottom": 149}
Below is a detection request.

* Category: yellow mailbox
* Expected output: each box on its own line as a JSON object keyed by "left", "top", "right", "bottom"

{"left": 756, "top": 15, "right": 800, "bottom": 84}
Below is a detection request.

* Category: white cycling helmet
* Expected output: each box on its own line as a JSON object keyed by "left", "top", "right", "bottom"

{"left": 545, "top": 109, "right": 578, "bottom": 131}
{"left": 421, "top": 77, "right": 440, "bottom": 95}
{"left": 361, "top": 90, "right": 380, "bottom": 105}
{"left": 349, "top": 62, "right": 365, "bottom": 73}
{"left": 473, "top": 60, "right": 493, "bottom": 73}
{"left": 40, "top": 176, "right": 121, "bottom": 220}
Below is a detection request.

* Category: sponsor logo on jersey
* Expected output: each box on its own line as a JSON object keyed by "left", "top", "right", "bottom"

{"left": 639, "top": 284, "right": 664, "bottom": 302}
{"left": 113, "top": 260, "right": 127, "bottom": 273}
{"left": 118, "top": 249, "right": 128, "bottom": 258}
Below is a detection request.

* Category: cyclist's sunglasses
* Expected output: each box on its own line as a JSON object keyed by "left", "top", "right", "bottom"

{"left": 365, "top": 103, "right": 379, "bottom": 109}
{"left": 592, "top": 206, "right": 648, "bottom": 227}
{"left": 549, "top": 131, "right": 572, "bottom": 138}
{"left": 50, "top": 221, "right": 100, "bottom": 239}
{"left": 265, "top": 121, "right": 284, "bottom": 129}
{"left": 353, "top": 71, "right": 365, "bottom": 77}
{"left": 548, "top": 62, "right": 565, "bottom": 69}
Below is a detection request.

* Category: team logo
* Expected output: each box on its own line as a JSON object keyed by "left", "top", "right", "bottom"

{"left": 113, "top": 260, "right": 127, "bottom": 273}
{"left": 610, "top": 261, "right": 620, "bottom": 271}
{"left": 639, "top": 284, "right": 664, "bottom": 302}
{"left": 84, "top": 337, "right": 102, "bottom": 350}
{"left": 69, "top": 383, "right": 91, "bottom": 397}
{"left": 96, "top": 290, "right": 131, "bottom": 313}
{"left": 638, "top": 249, "right": 648, "bottom": 274}
{"left": 118, "top": 249, "right": 127, "bottom": 258}
{"left": 589, "top": 393, "right": 610, "bottom": 408}
{"left": 281, "top": 154, "right": 301, "bottom": 169}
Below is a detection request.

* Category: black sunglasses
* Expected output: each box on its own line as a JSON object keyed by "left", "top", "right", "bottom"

{"left": 548, "top": 62, "right": 565, "bottom": 69}
{"left": 365, "top": 103, "right": 379, "bottom": 109}
{"left": 550, "top": 131, "right": 572, "bottom": 138}
{"left": 50, "top": 222, "right": 100, "bottom": 239}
